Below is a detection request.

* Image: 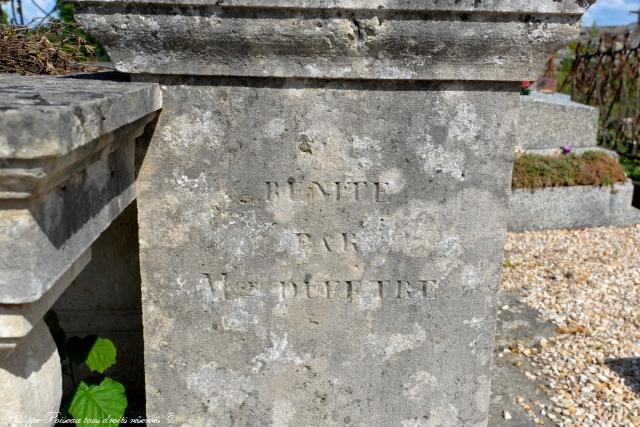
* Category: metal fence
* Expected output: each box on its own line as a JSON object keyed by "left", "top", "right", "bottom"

{"left": 561, "top": 33, "right": 640, "bottom": 162}
{"left": 2, "top": 0, "right": 58, "bottom": 26}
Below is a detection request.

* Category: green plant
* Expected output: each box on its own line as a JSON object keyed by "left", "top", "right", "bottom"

{"left": 620, "top": 157, "right": 640, "bottom": 182}
{"left": 45, "top": 311, "right": 128, "bottom": 426}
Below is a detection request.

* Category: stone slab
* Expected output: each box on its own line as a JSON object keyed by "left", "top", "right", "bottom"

{"left": 74, "top": 1, "right": 584, "bottom": 80}
{"left": 0, "top": 74, "right": 161, "bottom": 159}
{"left": 0, "top": 74, "right": 162, "bottom": 304}
{"left": 516, "top": 92, "right": 599, "bottom": 150}
{"left": 488, "top": 292, "right": 557, "bottom": 427}
{"left": 508, "top": 180, "right": 640, "bottom": 232}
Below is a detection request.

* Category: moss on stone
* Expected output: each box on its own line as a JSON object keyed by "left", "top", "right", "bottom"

{"left": 512, "top": 151, "right": 627, "bottom": 190}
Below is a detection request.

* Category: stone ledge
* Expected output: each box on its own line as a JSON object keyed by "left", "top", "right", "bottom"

{"left": 0, "top": 74, "right": 162, "bottom": 159}
{"left": 508, "top": 180, "right": 640, "bottom": 232}
{"left": 0, "top": 74, "right": 162, "bottom": 305}
{"left": 73, "top": 0, "right": 588, "bottom": 80}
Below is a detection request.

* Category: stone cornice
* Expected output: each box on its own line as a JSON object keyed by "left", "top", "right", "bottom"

{"left": 73, "top": 0, "right": 594, "bottom": 14}
{"left": 74, "top": 0, "right": 591, "bottom": 80}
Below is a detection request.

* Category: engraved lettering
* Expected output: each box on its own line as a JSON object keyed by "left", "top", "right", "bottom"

{"left": 294, "top": 232, "right": 360, "bottom": 254}
{"left": 219, "top": 276, "right": 437, "bottom": 302}
{"left": 265, "top": 180, "right": 392, "bottom": 203}
{"left": 375, "top": 182, "right": 391, "bottom": 202}
{"left": 266, "top": 182, "right": 280, "bottom": 201}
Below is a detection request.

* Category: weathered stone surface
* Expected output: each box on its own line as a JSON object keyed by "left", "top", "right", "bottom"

{"left": 137, "top": 79, "right": 516, "bottom": 425}
{"left": 509, "top": 180, "right": 640, "bottom": 232}
{"left": 75, "top": 1, "right": 590, "bottom": 425}
{"left": 0, "top": 320, "right": 61, "bottom": 427}
{"left": 74, "top": 0, "right": 586, "bottom": 81}
{"left": 0, "top": 74, "right": 161, "bottom": 304}
{"left": 516, "top": 92, "right": 600, "bottom": 150}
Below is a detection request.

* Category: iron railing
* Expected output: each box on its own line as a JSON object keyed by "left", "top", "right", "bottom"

{"left": 561, "top": 33, "right": 640, "bottom": 162}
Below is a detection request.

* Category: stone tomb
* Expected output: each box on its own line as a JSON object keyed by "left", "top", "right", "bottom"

{"left": 75, "top": 1, "right": 590, "bottom": 424}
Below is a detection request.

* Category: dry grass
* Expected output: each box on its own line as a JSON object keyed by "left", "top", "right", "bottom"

{"left": 0, "top": 21, "right": 100, "bottom": 75}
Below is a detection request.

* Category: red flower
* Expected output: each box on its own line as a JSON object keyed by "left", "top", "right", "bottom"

{"left": 521, "top": 81, "right": 531, "bottom": 89}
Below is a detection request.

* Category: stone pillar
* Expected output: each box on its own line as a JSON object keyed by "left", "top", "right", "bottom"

{"left": 75, "top": 1, "right": 590, "bottom": 425}
{"left": 0, "top": 75, "right": 161, "bottom": 424}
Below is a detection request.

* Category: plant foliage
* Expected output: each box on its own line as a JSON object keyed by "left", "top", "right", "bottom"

{"left": 69, "top": 378, "right": 128, "bottom": 427}
{"left": 67, "top": 335, "right": 117, "bottom": 374}
{"left": 45, "top": 311, "right": 128, "bottom": 425}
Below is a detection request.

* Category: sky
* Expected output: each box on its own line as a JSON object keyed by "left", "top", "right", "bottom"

{"left": 2, "top": 0, "right": 640, "bottom": 26}
{"left": 583, "top": 0, "right": 640, "bottom": 26}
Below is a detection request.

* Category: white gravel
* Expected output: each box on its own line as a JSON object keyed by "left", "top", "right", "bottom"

{"left": 501, "top": 225, "right": 640, "bottom": 426}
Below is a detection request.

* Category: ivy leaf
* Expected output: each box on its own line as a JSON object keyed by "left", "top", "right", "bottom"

{"left": 85, "top": 337, "right": 117, "bottom": 374}
{"left": 68, "top": 336, "right": 117, "bottom": 373}
{"left": 69, "top": 378, "right": 128, "bottom": 427}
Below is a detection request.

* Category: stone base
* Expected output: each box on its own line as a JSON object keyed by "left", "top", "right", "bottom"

{"left": 0, "top": 321, "right": 61, "bottom": 426}
{"left": 508, "top": 180, "right": 640, "bottom": 232}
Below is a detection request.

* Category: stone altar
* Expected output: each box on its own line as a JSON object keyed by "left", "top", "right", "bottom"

{"left": 74, "top": 1, "right": 591, "bottom": 425}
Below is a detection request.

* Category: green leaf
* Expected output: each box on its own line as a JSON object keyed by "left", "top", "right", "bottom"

{"left": 67, "top": 336, "right": 117, "bottom": 373}
{"left": 85, "top": 337, "right": 117, "bottom": 374}
{"left": 69, "top": 378, "right": 127, "bottom": 427}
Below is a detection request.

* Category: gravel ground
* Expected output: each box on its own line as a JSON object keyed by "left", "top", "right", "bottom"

{"left": 499, "top": 225, "right": 640, "bottom": 426}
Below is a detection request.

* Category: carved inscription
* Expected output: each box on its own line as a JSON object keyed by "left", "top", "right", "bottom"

{"left": 295, "top": 232, "right": 359, "bottom": 253}
{"left": 220, "top": 277, "right": 438, "bottom": 301}
{"left": 266, "top": 180, "right": 391, "bottom": 203}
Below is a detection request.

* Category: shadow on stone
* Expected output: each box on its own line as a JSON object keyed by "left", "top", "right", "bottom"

{"left": 606, "top": 357, "right": 640, "bottom": 397}
{"left": 489, "top": 291, "right": 557, "bottom": 427}
{"left": 26, "top": 111, "right": 157, "bottom": 250}
{"left": 52, "top": 202, "right": 146, "bottom": 418}
{"left": 2, "top": 321, "right": 59, "bottom": 380}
